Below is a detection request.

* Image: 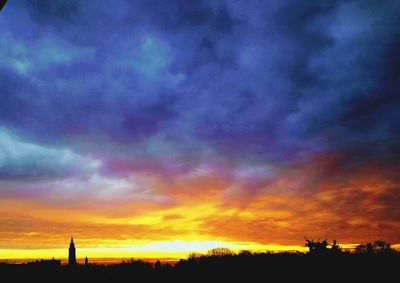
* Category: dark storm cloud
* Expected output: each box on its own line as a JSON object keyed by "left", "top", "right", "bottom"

{"left": 0, "top": 0, "right": 399, "bottom": 175}
{"left": 286, "top": 0, "right": 400, "bottom": 165}
{"left": 27, "top": 0, "right": 81, "bottom": 26}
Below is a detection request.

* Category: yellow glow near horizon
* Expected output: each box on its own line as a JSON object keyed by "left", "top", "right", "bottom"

{"left": 2, "top": 242, "right": 400, "bottom": 261}
{"left": 0, "top": 240, "right": 309, "bottom": 260}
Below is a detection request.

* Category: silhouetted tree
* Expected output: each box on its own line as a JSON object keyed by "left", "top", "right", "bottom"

{"left": 154, "top": 260, "right": 162, "bottom": 269}
{"left": 355, "top": 240, "right": 396, "bottom": 254}
{"left": 238, "top": 250, "right": 252, "bottom": 256}
{"left": 188, "top": 252, "right": 202, "bottom": 261}
{"left": 330, "top": 240, "right": 342, "bottom": 254}
{"left": 305, "top": 238, "right": 329, "bottom": 255}
{"left": 355, "top": 243, "right": 368, "bottom": 254}
{"left": 207, "top": 248, "right": 233, "bottom": 257}
{"left": 372, "top": 240, "right": 396, "bottom": 254}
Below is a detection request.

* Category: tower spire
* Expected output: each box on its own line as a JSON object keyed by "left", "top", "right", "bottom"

{"left": 68, "top": 237, "right": 77, "bottom": 265}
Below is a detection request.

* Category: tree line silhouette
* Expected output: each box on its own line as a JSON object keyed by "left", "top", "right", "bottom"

{"left": 1, "top": 238, "right": 399, "bottom": 282}
{"left": 304, "top": 238, "right": 397, "bottom": 255}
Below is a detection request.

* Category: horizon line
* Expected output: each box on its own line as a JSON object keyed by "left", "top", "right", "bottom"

{"left": 2, "top": 242, "right": 400, "bottom": 262}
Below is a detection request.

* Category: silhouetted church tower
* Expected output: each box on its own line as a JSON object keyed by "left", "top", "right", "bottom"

{"left": 68, "top": 237, "right": 77, "bottom": 265}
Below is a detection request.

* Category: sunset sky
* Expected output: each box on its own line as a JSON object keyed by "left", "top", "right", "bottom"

{"left": 1, "top": 0, "right": 400, "bottom": 260}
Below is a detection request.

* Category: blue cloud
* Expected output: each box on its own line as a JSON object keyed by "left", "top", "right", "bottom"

{"left": 0, "top": 128, "right": 100, "bottom": 181}
{"left": 0, "top": 0, "right": 399, "bottom": 177}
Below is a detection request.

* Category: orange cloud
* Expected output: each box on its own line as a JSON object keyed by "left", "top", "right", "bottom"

{"left": 1, "top": 154, "right": 399, "bottom": 259}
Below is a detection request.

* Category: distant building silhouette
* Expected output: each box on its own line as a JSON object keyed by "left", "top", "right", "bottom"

{"left": 68, "top": 238, "right": 77, "bottom": 265}
{"left": 26, "top": 257, "right": 61, "bottom": 267}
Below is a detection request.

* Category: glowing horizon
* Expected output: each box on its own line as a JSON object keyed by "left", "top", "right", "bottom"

{"left": 0, "top": 240, "right": 308, "bottom": 260}
{"left": 2, "top": 240, "right": 399, "bottom": 261}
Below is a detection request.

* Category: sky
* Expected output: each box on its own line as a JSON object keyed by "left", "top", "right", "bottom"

{"left": 0, "top": 0, "right": 400, "bottom": 260}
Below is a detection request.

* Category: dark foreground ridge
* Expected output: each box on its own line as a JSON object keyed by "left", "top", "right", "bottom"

{"left": 1, "top": 239, "right": 399, "bottom": 282}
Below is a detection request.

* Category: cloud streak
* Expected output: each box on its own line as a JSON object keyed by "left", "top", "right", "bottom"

{"left": 0, "top": 128, "right": 99, "bottom": 181}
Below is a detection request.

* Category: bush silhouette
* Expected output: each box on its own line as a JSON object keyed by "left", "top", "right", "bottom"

{"left": 355, "top": 240, "right": 396, "bottom": 254}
